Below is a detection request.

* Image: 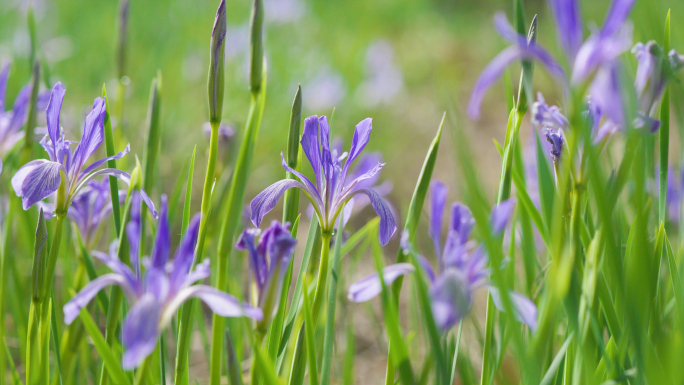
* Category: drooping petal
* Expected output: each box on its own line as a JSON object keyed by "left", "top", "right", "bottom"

{"left": 162, "top": 285, "right": 263, "bottom": 328}
{"left": 341, "top": 118, "right": 372, "bottom": 180}
{"left": 347, "top": 263, "right": 415, "bottom": 303}
{"left": 340, "top": 162, "right": 384, "bottom": 196}
{"left": 18, "top": 160, "right": 62, "bottom": 210}
{"left": 150, "top": 195, "right": 170, "bottom": 269}
{"left": 121, "top": 294, "right": 163, "bottom": 370}
{"left": 250, "top": 179, "right": 306, "bottom": 227}
{"left": 429, "top": 268, "right": 472, "bottom": 330}
{"left": 169, "top": 214, "right": 202, "bottom": 292}
{"left": 429, "top": 180, "right": 448, "bottom": 257}
{"left": 12, "top": 159, "right": 50, "bottom": 196}
{"left": 71, "top": 97, "right": 106, "bottom": 175}
{"left": 490, "top": 199, "right": 515, "bottom": 234}
{"left": 346, "top": 188, "right": 396, "bottom": 245}
{"left": 46, "top": 83, "right": 66, "bottom": 160}
{"left": 91, "top": 248, "right": 139, "bottom": 293}
{"left": 63, "top": 273, "right": 132, "bottom": 325}
{"left": 300, "top": 115, "right": 323, "bottom": 190}
{"left": 488, "top": 286, "right": 538, "bottom": 330}
{"left": 79, "top": 143, "right": 130, "bottom": 177}
{"left": 548, "top": 0, "right": 583, "bottom": 60}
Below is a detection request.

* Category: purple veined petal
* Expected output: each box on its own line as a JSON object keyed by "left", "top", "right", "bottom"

{"left": 46, "top": 83, "right": 66, "bottom": 160}
{"left": 429, "top": 180, "right": 448, "bottom": 257}
{"left": 429, "top": 268, "right": 472, "bottom": 331}
{"left": 600, "top": 0, "right": 636, "bottom": 37}
{"left": 169, "top": 214, "right": 202, "bottom": 292}
{"left": 71, "top": 97, "right": 106, "bottom": 176}
{"left": 339, "top": 161, "right": 384, "bottom": 197}
{"left": 162, "top": 285, "right": 263, "bottom": 328}
{"left": 490, "top": 199, "right": 515, "bottom": 235}
{"left": 7, "top": 85, "right": 30, "bottom": 134}
{"left": 548, "top": 0, "right": 583, "bottom": 60}
{"left": 63, "top": 273, "right": 132, "bottom": 325}
{"left": 347, "top": 263, "right": 415, "bottom": 303}
{"left": 250, "top": 179, "right": 306, "bottom": 227}
{"left": 121, "top": 294, "right": 163, "bottom": 370}
{"left": 12, "top": 159, "right": 51, "bottom": 196}
{"left": 150, "top": 195, "right": 170, "bottom": 269}
{"left": 319, "top": 116, "right": 332, "bottom": 172}
{"left": 17, "top": 160, "right": 62, "bottom": 210}
{"left": 0, "top": 63, "right": 9, "bottom": 111}
{"left": 487, "top": 286, "right": 538, "bottom": 330}
{"left": 73, "top": 168, "right": 158, "bottom": 219}
{"left": 279, "top": 152, "right": 322, "bottom": 204}
{"left": 341, "top": 118, "right": 373, "bottom": 183}
{"left": 300, "top": 115, "right": 323, "bottom": 191}
{"left": 79, "top": 143, "right": 130, "bottom": 177}
{"left": 344, "top": 187, "right": 396, "bottom": 245}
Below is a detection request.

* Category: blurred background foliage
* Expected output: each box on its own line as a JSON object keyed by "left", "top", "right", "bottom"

{"left": 1, "top": 0, "right": 682, "bottom": 221}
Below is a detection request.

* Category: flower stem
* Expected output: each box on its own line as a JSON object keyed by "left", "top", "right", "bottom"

{"left": 312, "top": 233, "right": 332, "bottom": 322}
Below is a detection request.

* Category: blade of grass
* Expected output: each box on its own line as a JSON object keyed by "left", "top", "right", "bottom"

{"left": 78, "top": 305, "right": 131, "bottom": 385}
{"left": 102, "top": 86, "right": 122, "bottom": 236}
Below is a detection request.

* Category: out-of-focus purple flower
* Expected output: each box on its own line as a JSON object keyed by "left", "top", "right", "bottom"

{"left": 631, "top": 42, "right": 684, "bottom": 132}
{"left": 531, "top": 94, "right": 566, "bottom": 162}
{"left": 0, "top": 63, "right": 49, "bottom": 173}
{"left": 67, "top": 178, "right": 118, "bottom": 247}
{"left": 568, "top": 0, "right": 635, "bottom": 83}
{"left": 236, "top": 220, "right": 296, "bottom": 312}
{"left": 468, "top": 13, "right": 564, "bottom": 119}
{"left": 11, "top": 82, "right": 156, "bottom": 217}
{"left": 356, "top": 39, "right": 404, "bottom": 107}
{"left": 63, "top": 194, "right": 261, "bottom": 370}
{"left": 250, "top": 115, "right": 396, "bottom": 245}
{"left": 202, "top": 121, "right": 235, "bottom": 145}
{"left": 304, "top": 68, "right": 346, "bottom": 111}
{"left": 264, "top": 0, "right": 305, "bottom": 23}
{"left": 348, "top": 181, "right": 537, "bottom": 331}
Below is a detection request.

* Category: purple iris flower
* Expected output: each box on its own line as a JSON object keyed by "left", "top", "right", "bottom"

{"left": 469, "top": 0, "right": 636, "bottom": 120}
{"left": 467, "top": 13, "right": 565, "bottom": 118}
{"left": 67, "top": 178, "right": 119, "bottom": 247}
{"left": 631, "top": 42, "right": 684, "bottom": 132}
{"left": 348, "top": 181, "right": 537, "bottom": 331}
{"left": 0, "top": 63, "right": 49, "bottom": 173}
{"left": 531, "top": 93, "right": 567, "bottom": 162}
{"left": 236, "top": 221, "right": 296, "bottom": 315}
{"left": 11, "top": 82, "right": 155, "bottom": 217}
{"left": 250, "top": 115, "right": 396, "bottom": 245}
{"left": 63, "top": 194, "right": 262, "bottom": 370}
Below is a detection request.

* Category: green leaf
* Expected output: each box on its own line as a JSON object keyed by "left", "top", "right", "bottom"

{"left": 539, "top": 333, "right": 573, "bottom": 385}
{"left": 102, "top": 85, "right": 122, "bottom": 235}
{"left": 391, "top": 113, "right": 444, "bottom": 298}
{"left": 225, "top": 331, "right": 243, "bottom": 385}
{"left": 283, "top": 85, "right": 303, "bottom": 225}
{"left": 78, "top": 306, "right": 131, "bottom": 385}
{"left": 249, "top": 0, "right": 264, "bottom": 92}
{"left": 182, "top": 146, "right": 197, "bottom": 234}
{"left": 302, "top": 278, "right": 318, "bottom": 385}
{"left": 142, "top": 73, "right": 163, "bottom": 194}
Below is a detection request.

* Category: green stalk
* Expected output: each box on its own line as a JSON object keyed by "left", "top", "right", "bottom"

{"left": 320, "top": 222, "right": 344, "bottom": 385}
{"left": 174, "top": 2, "right": 227, "bottom": 382}
{"left": 658, "top": 10, "right": 671, "bottom": 223}
{"left": 311, "top": 233, "right": 332, "bottom": 321}
{"left": 102, "top": 86, "right": 122, "bottom": 235}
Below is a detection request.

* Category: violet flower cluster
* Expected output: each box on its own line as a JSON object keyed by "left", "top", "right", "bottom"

{"left": 250, "top": 115, "right": 396, "bottom": 244}
{"left": 63, "top": 194, "right": 261, "bottom": 369}
{"left": 348, "top": 180, "right": 537, "bottom": 331}
{"left": 11, "top": 82, "right": 156, "bottom": 217}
